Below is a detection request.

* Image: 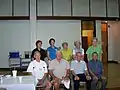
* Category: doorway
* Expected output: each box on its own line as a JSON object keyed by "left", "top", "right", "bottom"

{"left": 81, "top": 20, "right": 95, "bottom": 62}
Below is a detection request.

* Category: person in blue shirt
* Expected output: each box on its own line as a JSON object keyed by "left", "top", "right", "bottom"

{"left": 47, "top": 38, "right": 59, "bottom": 60}
{"left": 88, "top": 52, "right": 107, "bottom": 90}
{"left": 71, "top": 52, "right": 91, "bottom": 90}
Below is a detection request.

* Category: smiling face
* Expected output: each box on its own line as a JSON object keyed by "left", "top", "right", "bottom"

{"left": 56, "top": 51, "right": 62, "bottom": 60}
{"left": 37, "top": 42, "right": 42, "bottom": 48}
{"left": 92, "top": 52, "right": 98, "bottom": 60}
{"left": 92, "top": 38, "right": 98, "bottom": 46}
{"left": 76, "top": 52, "right": 82, "bottom": 62}
{"left": 34, "top": 51, "right": 41, "bottom": 62}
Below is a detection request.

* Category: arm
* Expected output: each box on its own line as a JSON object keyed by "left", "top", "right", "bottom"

{"left": 72, "top": 49, "right": 76, "bottom": 60}
{"left": 47, "top": 51, "right": 51, "bottom": 60}
{"left": 49, "top": 70, "right": 57, "bottom": 79}
{"left": 65, "top": 61, "right": 70, "bottom": 78}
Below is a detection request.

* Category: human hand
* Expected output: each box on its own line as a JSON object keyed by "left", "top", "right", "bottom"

{"left": 86, "top": 75, "right": 91, "bottom": 80}
{"left": 38, "top": 79, "right": 44, "bottom": 86}
{"left": 93, "top": 76, "right": 98, "bottom": 80}
{"left": 101, "top": 76, "right": 107, "bottom": 80}
{"left": 74, "top": 76, "right": 80, "bottom": 80}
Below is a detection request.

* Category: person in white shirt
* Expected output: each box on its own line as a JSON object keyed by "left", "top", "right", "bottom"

{"left": 71, "top": 52, "right": 91, "bottom": 90}
{"left": 27, "top": 51, "right": 51, "bottom": 90}
{"left": 73, "top": 40, "right": 84, "bottom": 60}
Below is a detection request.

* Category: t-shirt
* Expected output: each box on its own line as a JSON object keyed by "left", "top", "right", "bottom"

{"left": 61, "top": 48, "right": 72, "bottom": 62}
{"left": 71, "top": 60, "right": 87, "bottom": 74}
{"left": 27, "top": 60, "right": 48, "bottom": 79}
{"left": 47, "top": 46, "right": 58, "bottom": 60}
{"left": 49, "top": 59, "right": 70, "bottom": 79}
{"left": 73, "top": 48, "right": 84, "bottom": 55}
{"left": 86, "top": 45, "right": 102, "bottom": 61}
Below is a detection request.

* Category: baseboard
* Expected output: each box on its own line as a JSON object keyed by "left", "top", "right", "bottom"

{"left": 108, "top": 59, "right": 120, "bottom": 64}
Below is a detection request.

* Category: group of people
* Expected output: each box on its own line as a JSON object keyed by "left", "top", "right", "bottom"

{"left": 27, "top": 37, "right": 107, "bottom": 90}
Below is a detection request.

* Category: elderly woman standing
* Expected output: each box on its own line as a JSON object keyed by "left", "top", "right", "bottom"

{"left": 73, "top": 40, "right": 84, "bottom": 60}
{"left": 61, "top": 42, "right": 73, "bottom": 63}
{"left": 86, "top": 37, "right": 102, "bottom": 61}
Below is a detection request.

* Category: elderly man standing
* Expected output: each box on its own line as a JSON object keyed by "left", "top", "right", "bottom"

{"left": 49, "top": 51, "right": 70, "bottom": 90}
{"left": 71, "top": 52, "right": 91, "bottom": 90}
{"left": 88, "top": 52, "right": 107, "bottom": 90}
{"left": 27, "top": 51, "right": 51, "bottom": 90}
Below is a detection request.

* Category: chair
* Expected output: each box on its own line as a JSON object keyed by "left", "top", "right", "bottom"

{"left": 80, "top": 81, "right": 86, "bottom": 90}
{"left": 8, "top": 51, "right": 21, "bottom": 69}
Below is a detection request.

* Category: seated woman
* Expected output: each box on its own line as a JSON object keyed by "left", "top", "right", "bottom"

{"left": 71, "top": 52, "right": 91, "bottom": 90}
{"left": 27, "top": 51, "right": 51, "bottom": 90}
{"left": 88, "top": 52, "right": 107, "bottom": 90}
{"left": 31, "top": 40, "right": 47, "bottom": 61}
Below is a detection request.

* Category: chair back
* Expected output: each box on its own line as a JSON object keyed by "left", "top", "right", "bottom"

{"left": 9, "top": 52, "right": 20, "bottom": 58}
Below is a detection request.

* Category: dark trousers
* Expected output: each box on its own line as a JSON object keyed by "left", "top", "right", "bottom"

{"left": 73, "top": 74, "right": 91, "bottom": 90}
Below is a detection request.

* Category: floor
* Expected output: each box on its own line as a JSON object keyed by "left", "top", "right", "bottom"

{"left": 0, "top": 63, "right": 120, "bottom": 90}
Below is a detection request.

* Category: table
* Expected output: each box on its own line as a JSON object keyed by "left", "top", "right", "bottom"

{"left": 0, "top": 76, "right": 36, "bottom": 90}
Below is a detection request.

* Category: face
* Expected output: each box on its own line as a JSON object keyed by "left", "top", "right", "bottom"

{"left": 37, "top": 42, "right": 42, "bottom": 48}
{"left": 56, "top": 51, "right": 62, "bottom": 60}
{"left": 76, "top": 53, "right": 82, "bottom": 62}
{"left": 63, "top": 44, "right": 68, "bottom": 49}
{"left": 92, "top": 53, "right": 98, "bottom": 60}
{"left": 51, "top": 40, "right": 55, "bottom": 46}
{"left": 34, "top": 52, "right": 41, "bottom": 62}
{"left": 92, "top": 39, "right": 97, "bottom": 46}
{"left": 76, "top": 41, "right": 81, "bottom": 48}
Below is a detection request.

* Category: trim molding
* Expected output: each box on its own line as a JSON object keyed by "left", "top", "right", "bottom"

{"left": 37, "top": 16, "right": 119, "bottom": 20}
{"left": 0, "top": 16, "right": 30, "bottom": 20}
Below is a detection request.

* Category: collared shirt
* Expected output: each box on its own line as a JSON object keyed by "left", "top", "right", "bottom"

{"left": 31, "top": 48, "right": 47, "bottom": 60}
{"left": 47, "top": 46, "right": 58, "bottom": 60}
{"left": 61, "top": 48, "right": 72, "bottom": 62}
{"left": 27, "top": 60, "right": 48, "bottom": 79}
{"left": 49, "top": 59, "right": 70, "bottom": 79}
{"left": 88, "top": 60, "right": 103, "bottom": 78}
{"left": 86, "top": 44, "right": 102, "bottom": 60}
{"left": 73, "top": 48, "right": 84, "bottom": 55}
{"left": 71, "top": 60, "right": 87, "bottom": 74}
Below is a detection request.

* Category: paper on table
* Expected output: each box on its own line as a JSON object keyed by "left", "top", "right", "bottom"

{"left": 61, "top": 79, "right": 70, "bottom": 89}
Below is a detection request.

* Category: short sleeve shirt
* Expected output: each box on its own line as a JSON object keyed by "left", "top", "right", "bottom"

{"left": 71, "top": 60, "right": 87, "bottom": 74}
{"left": 27, "top": 60, "right": 48, "bottom": 79}
{"left": 49, "top": 59, "right": 70, "bottom": 79}
{"left": 88, "top": 60, "right": 103, "bottom": 78}
{"left": 73, "top": 48, "right": 84, "bottom": 55}
{"left": 61, "top": 48, "right": 72, "bottom": 62}
{"left": 86, "top": 45, "right": 102, "bottom": 60}
{"left": 47, "top": 46, "right": 58, "bottom": 60}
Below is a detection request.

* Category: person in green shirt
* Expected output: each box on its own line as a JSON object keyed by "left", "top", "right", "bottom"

{"left": 86, "top": 37, "right": 102, "bottom": 61}
{"left": 61, "top": 42, "right": 73, "bottom": 63}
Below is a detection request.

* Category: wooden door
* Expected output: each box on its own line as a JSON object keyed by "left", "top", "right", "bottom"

{"left": 101, "top": 23, "right": 108, "bottom": 63}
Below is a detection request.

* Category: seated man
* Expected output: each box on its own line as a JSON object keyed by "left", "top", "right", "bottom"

{"left": 27, "top": 51, "right": 51, "bottom": 90}
{"left": 71, "top": 52, "right": 91, "bottom": 90}
{"left": 49, "top": 51, "right": 70, "bottom": 90}
{"left": 88, "top": 52, "right": 107, "bottom": 90}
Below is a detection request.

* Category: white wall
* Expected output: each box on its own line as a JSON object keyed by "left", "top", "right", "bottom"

{"left": 108, "top": 21, "right": 120, "bottom": 62}
{"left": 36, "top": 20, "right": 81, "bottom": 49}
{"left": 0, "top": 20, "right": 30, "bottom": 68}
